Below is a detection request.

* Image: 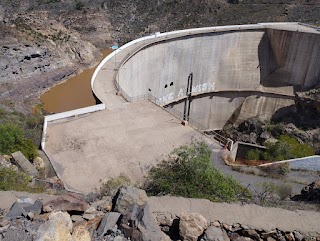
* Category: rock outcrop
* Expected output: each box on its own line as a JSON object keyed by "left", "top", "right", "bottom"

{"left": 292, "top": 180, "right": 320, "bottom": 202}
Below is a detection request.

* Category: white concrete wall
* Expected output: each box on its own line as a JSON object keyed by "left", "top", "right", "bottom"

{"left": 266, "top": 29, "right": 320, "bottom": 90}
{"left": 112, "top": 23, "right": 319, "bottom": 130}
{"left": 120, "top": 30, "right": 265, "bottom": 101}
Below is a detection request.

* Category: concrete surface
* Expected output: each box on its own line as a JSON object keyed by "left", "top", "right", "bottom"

{"left": 148, "top": 196, "right": 320, "bottom": 235}
{"left": 45, "top": 101, "right": 207, "bottom": 193}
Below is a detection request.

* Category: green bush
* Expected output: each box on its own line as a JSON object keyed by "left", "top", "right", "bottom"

{"left": 246, "top": 149, "right": 262, "bottom": 160}
{"left": 144, "top": 141, "right": 251, "bottom": 202}
{"left": 0, "top": 123, "right": 37, "bottom": 160}
{"left": 0, "top": 166, "right": 45, "bottom": 192}
{"left": 246, "top": 135, "right": 314, "bottom": 162}
{"left": 0, "top": 107, "right": 43, "bottom": 147}
{"left": 0, "top": 167, "right": 31, "bottom": 191}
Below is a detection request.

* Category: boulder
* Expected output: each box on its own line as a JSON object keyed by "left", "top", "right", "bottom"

{"left": 114, "top": 186, "right": 148, "bottom": 216}
{"left": 204, "top": 226, "right": 230, "bottom": 241}
{"left": 7, "top": 197, "right": 42, "bottom": 219}
{"left": 35, "top": 211, "right": 72, "bottom": 241}
{"left": 33, "top": 157, "right": 45, "bottom": 171}
{"left": 293, "top": 231, "right": 303, "bottom": 241}
{"left": 292, "top": 180, "right": 320, "bottom": 202}
{"left": 154, "top": 212, "right": 174, "bottom": 226}
{"left": 37, "top": 150, "right": 56, "bottom": 178}
{"left": 241, "top": 229, "right": 260, "bottom": 241}
{"left": 91, "top": 197, "right": 112, "bottom": 213}
{"left": 97, "top": 212, "right": 121, "bottom": 236}
{"left": 179, "top": 213, "right": 208, "bottom": 241}
{"left": 85, "top": 215, "right": 104, "bottom": 230}
{"left": 11, "top": 151, "right": 39, "bottom": 177}
{"left": 285, "top": 232, "right": 295, "bottom": 241}
{"left": 43, "top": 193, "right": 89, "bottom": 212}
{"left": 71, "top": 225, "right": 91, "bottom": 241}
{"left": 3, "top": 229, "right": 33, "bottom": 241}
{"left": 71, "top": 215, "right": 83, "bottom": 222}
{"left": 120, "top": 204, "right": 166, "bottom": 241}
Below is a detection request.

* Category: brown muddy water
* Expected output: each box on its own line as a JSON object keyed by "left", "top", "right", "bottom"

{"left": 40, "top": 49, "right": 112, "bottom": 113}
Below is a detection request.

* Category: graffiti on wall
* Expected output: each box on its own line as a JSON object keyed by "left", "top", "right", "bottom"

{"left": 159, "top": 82, "right": 216, "bottom": 103}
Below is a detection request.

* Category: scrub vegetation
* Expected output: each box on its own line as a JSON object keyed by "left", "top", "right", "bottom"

{"left": 144, "top": 141, "right": 251, "bottom": 202}
{"left": 0, "top": 166, "right": 44, "bottom": 192}
{"left": 0, "top": 108, "right": 43, "bottom": 160}
{"left": 246, "top": 135, "right": 314, "bottom": 162}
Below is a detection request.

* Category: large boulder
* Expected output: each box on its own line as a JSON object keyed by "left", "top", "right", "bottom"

{"left": 114, "top": 186, "right": 148, "bottom": 216}
{"left": 96, "top": 212, "right": 121, "bottom": 236}
{"left": 35, "top": 211, "right": 72, "bottom": 241}
{"left": 179, "top": 213, "right": 208, "bottom": 241}
{"left": 43, "top": 193, "right": 89, "bottom": 212}
{"left": 115, "top": 187, "right": 167, "bottom": 241}
{"left": 7, "top": 197, "right": 42, "bottom": 219}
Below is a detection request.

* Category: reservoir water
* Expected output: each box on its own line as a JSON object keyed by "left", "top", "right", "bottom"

{"left": 40, "top": 49, "right": 112, "bottom": 113}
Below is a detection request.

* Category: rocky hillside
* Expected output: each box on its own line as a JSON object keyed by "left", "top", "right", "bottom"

{"left": 0, "top": 0, "right": 319, "bottom": 112}
{"left": 0, "top": 186, "right": 320, "bottom": 241}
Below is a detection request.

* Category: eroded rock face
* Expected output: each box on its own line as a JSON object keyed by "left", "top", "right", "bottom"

{"left": 0, "top": 11, "right": 100, "bottom": 111}
{"left": 179, "top": 213, "right": 208, "bottom": 241}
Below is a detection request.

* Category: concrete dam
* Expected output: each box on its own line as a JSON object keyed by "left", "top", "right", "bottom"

{"left": 114, "top": 24, "right": 320, "bottom": 130}
{"left": 43, "top": 23, "right": 320, "bottom": 193}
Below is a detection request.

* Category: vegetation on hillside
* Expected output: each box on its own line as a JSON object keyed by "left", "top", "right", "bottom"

{"left": 144, "top": 141, "right": 251, "bottom": 202}
{"left": 246, "top": 135, "right": 314, "bottom": 162}
{"left": 0, "top": 108, "right": 43, "bottom": 159}
{"left": 0, "top": 166, "right": 44, "bottom": 192}
{"left": 0, "top": 123, "right": 37, "bottom": 160}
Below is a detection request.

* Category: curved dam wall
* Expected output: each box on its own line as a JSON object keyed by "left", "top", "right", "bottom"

{"left": 117, "top": 27, "right": 320, "bottom": 130}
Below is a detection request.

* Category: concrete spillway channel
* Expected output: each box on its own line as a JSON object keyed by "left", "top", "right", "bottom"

{"left": 42, "top": 23, "right": 320, "bottom": 194}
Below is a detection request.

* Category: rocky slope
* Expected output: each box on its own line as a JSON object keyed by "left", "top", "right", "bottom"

{"left": 0, "top": 186, "right": 320, "bottom": 241}
{"left": 0, "top": 0, "right": 319, "bottom": 112}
